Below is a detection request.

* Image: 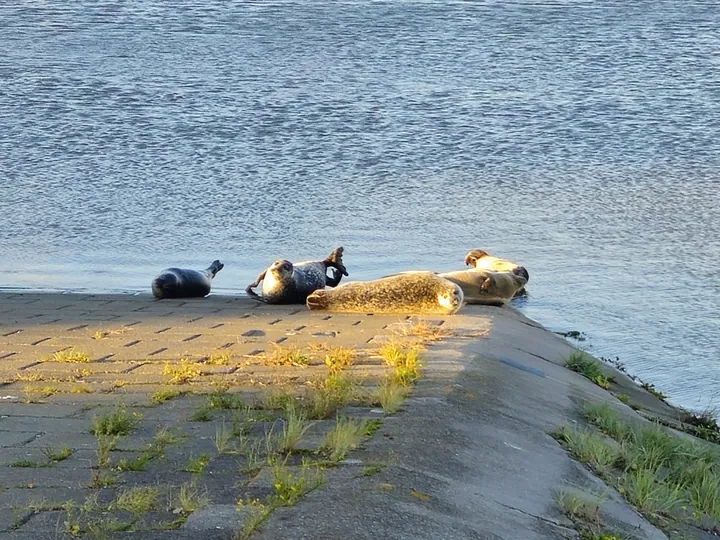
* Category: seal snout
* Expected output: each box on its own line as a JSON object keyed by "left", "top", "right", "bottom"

{"left": 270, "top": 259, "right": 293, "bottom": 274}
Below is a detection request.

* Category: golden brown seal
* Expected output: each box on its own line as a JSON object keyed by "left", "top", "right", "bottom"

{"left": 306, "top": 272, "right": 464, "bottom": 315}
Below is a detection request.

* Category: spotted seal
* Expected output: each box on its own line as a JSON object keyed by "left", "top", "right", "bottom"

{"left": 151, "top": 260, "right": 224, "bottom": 299}
{"left": 246, "top": 247, "right": 348, "bottom": 304}
{"left": 306, "top": 272, "right": 464, "bottom": 315}
{"left": 438, "top": 269, "right": 527, "bottom": 306}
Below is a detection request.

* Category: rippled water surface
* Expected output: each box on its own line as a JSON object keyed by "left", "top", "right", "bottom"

{"left": 1, "top": 0, "right": 719, "bottom": 410}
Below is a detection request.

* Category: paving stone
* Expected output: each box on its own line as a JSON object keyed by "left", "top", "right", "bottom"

{"left": 1, "top": 468, "right": 92, "bottom": 489}
{"left": 183, "top": 503, "right": 247, "bottom": 531}
{"left": 0, "top": 404, "right": 84, "bottom": 419}
{"left": 0, "top": 432, "right": 38, "bottom": 448}
{"left": 0, "top": 487, "right": 116, "bottom": 511}
{"left": 0, "top": 508, "right": 31, "bottom": 533}
{"left": 0, "top": 417, "right": 90, "bottom": 434}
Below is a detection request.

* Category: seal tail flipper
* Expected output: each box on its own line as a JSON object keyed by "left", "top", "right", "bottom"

{"left": 152, "top": 274, "right": 179, "bottom": 300}
{"left": 306, "top": 289, "right": 329, "bottom": 311}
{"left": 206, "top": 260, "right": 224, "bottom": 278}
{"left": 464, "top": 249, "right": 488, "bottom": 267}
{"left": 325, "top": 267, "right": 342, "bottom": 287}
{"left": 324, "top": 247, "right": 348, "bottom": 277}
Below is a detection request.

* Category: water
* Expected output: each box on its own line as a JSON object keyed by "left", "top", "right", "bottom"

{"left": 1, "top": 0, "right": 718, "bottom": 412}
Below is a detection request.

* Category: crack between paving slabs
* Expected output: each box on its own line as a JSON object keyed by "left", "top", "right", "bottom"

{"left": 495, "top": 501, "right": 577, "bottom": 534}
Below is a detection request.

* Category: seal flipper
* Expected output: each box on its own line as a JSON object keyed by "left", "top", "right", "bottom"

{"left": 325, "top": 267, "right": 343, "bottom": 287}
{"left": 206, "top": 260, "right": 224, "bottom": 279}
{"left": 306, "top": 289, "right": 329, "bottom": 311}
{"left": 323, "top": 247, "right": 348, "bottom": 277}
{"left": 245, "top": 270, "right": 267, "bottom": 302}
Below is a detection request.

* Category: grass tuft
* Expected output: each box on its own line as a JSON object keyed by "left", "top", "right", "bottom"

{"left": 175, "top": 482, "right": 209, "bottom": 515}
{"left": 556, "top": 490, "right": 602, "bottom": 524}
{"left": 396, "top": 320, "right": 450, "bottom": 342}
{"left": 323, "top": 417, "right": 368, "bottom": 462}
{"left": 163, "top": 358, "right": 202, "bottom": 384}
{"left": 267, "top": 344, "right": 310, "bottom": 367}
{"left": 324, "top": 347, "right": 355, "bottom": 374}
{"left": 183, "top": 454, "right": 210, "bottom": 474}
{"left": 380, "top": 342, "right": 422, "bottom": 386}
{"left": 47, "top": 348, "right": 90, "bottom": 363}
{"left": 565, "top": 351, "right": 611, "bottom": 390}
{"left": 111, "top": 486, "right": 159, "bottom": 515}
{"left": 376, "top": 379, "right": 408, "bottom": 414}
{"left": 552, "top": 427, "right": 620, "bottom": 474}
{"left": 620, "top": 468, "right": 685, "bottom": 517}
{"left": 269, "top": 456, "right": 324, "bottom": 507}
{"left": 205, "top": 351, "right": 232, "bottom": 365}
{"left": 90, "top": 404, "right": 141, "bottom": 436}
{"left": 305, "top": 374, "right": 355, "bottom": 420}
{"left": 275, "top": 406, "right": 313, "bottom": 453}
{"left": 42, "top": 447, "right": 72, "bottom": 463}
{"left": 150, "top": 388, "right": 183, "bottom": 405}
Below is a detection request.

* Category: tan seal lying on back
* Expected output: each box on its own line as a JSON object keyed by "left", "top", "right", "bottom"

{"left": 464, "top": 249, "right": 529, "bottom": 294}
{"left": 306, "top": 272, "right": 464, "bottom": 315}
{"left": 438, "top": 269, "right": 527, "bottom": 306}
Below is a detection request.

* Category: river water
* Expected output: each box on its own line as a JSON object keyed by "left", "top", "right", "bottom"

{"left": 1, "top": 0, "right": 718, "bottom": 411}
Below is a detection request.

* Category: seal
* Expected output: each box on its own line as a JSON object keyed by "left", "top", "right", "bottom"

{"left": 305, "top": 272, "right": 464, "bottom": 315}
{"left": 464, "top": 249, "right": 529, "bottom": 293}
{"left": 464, "top": 249, "right": 529, "bottom": 281}
{"left": 151, "top": 260, "right": 224, "bottom": 300}
{"left": 438, "top": 269, "right": 527, "bottom": 306}
{"left": 246, "top": 247, "right": 348, "bottom": 304}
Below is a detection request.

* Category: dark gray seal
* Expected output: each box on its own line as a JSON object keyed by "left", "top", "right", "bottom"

{"left": 151, "top": 260, "right": 224, "bottom": 300}
{"left": 245, "top": 247, "right": 348, "bottom": 304}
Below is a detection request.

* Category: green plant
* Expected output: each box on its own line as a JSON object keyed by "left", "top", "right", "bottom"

{"left": 183, "top": 454, "right": 210, "bottom": 474}
{"left": 175, "top": 482, "right": 209, "bottom": 514}
{"left": 215, "top": 421, "right": 233, "bottom": 454}
{"left": 640, "top": 382, "right": 667, "bottom": 401}
{"left": 323, "top": 417, "right": 368, "bottom": 462}
{"left": 269, "top": 456, "right": 324, "bottom": 507}
{"left": 48, "top": 348, "right": 90, "bottom": 363}
{"left": 90, "top": 404, "right": 141, "bottom": 436}
{"left": 362, "top": 464, "right": 385, "bottom": 477}
{"left": 163, "top": 358, "right": 202, "bottom": 384}
{"left": 552, "top": 427, "right": 620, "bottom": 474}
{"left": 10, "top": 459, "right": 39, "bottom": 468}
{"left": 556, "top": 490, "right": 601, "bottom": 524}
{"left": 565, "top": 351, "right": 611, "bottom": 390}
{"left": 150, "top": 388, "right": 183, "bottom": 405}
{"left": 582, "top": 403, "right": 631, "bottom": 441}
{"left": 42, "top": 447, "right": 72, "bottom": 464}
{"left": 111, "top": 486, "right": 159, "bottom": 515}
{"left": 275, "top": 406, "right": 312, "bottom": 453}
{"left": 206, "top": 351, "right": 233, "bottom": 365}
{"left": 207, "top": 388, "right": 244, "bottom": 410}
{"left": 267, "top": 345, "right": 310, "bottom": 367}
{"left": 620, "top": 468, "right": 685, "bottom": 517}
{"left": 324, "top": 347, "right": 355, "bottom": 374}
{"left": 190, "top": 407, "right": 213, "bottom": 422}
{"left": 380, "top": 342, "right": 422, "bottom": 386}
{"left": 305, "top": 374, "right": 355, "bottom": 419}
{"left": 376, "top": 379, "right": 408, "bottom": 414}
